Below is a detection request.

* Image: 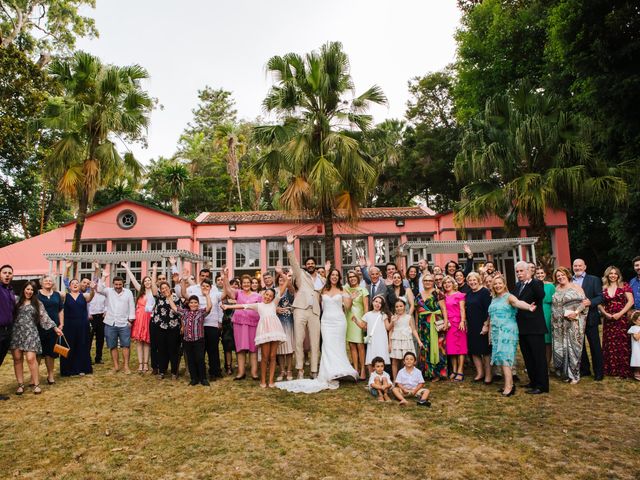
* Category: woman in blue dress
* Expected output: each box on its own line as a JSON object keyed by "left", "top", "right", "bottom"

{"left": 60, "top": 279, "right": 95, "bottom": 376}
{"left": 37, "top": 275, "right": 64, "bottom": 384}
{"left": 488, "top": 275, "right": 537, "bottom": 397}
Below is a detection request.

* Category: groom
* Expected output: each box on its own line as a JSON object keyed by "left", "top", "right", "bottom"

{"left": 286, "top": 233, "right": 321, "bottom": 379}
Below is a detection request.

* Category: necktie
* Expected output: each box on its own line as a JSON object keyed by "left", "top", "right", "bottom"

{"left": 518, "top": 281, "right": 527, "bottom": 296}
{"left": 371, "top": 283, "right": 377, "bottom": 297}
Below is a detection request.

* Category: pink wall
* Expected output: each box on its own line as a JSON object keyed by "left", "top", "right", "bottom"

{"left": 0, "top": 200, "right": 572, "bottom": 278}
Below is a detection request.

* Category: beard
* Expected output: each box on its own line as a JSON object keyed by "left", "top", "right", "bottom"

{"left": 306, "top": 266, "right": 315, "bottom": 274}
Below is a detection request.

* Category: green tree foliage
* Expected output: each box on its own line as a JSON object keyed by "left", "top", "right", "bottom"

{"left": 0, "top": 44, "right": 70, "bottom": 243}
{"left": 454, "top": 81, "right": 628, "bottom": 250}
{"left": 0, "top": 0, "right": 97, "bottom": 61}
{"left": 254, "top": 41, "right": 386, "bottom": 260}
{"left": 182, "top": 87, "right": 237, "bottom": 142}
{"left": 41, "top": 51, "right": 152, "bottom": 252}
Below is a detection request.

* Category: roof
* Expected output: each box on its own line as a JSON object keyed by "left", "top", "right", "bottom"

{"left": 398, "top": 237, "right": 539, "bottom": 254}
{"left": 196, "top": 206, "right": 436, "bottom": 224}
{"left": 43, "top": 249, "right": 206, "bottom": 263}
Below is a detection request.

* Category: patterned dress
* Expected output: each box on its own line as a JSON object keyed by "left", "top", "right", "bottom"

{"left": 488, "top": 294, "right": 518, "bottom": 367}
{"left": 37, "top": 290, "right": 63, "bottom": 358}
{"left": 601, "top": 284, "right": 633, "bottom": 378}
{"left": 276, "top": 289, "right": 295, "bottom": 355}
{"left": 344, "top": 285, "right": 368, "bottom": 343}
{"left": 551, "top": 287, "right": 587, "bottom": 381}
{"left": 10, "top": 302, "right": 57, "bottom": 354}
{"left": 415, "top": 291, "right": 447, "bottom": 379}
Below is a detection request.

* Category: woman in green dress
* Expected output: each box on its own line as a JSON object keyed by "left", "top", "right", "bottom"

{"left": 535, "top": 267, "right": 556, "bottom": 368}
{"left": 344, "top": 270, "right": 369, "bottom": 380}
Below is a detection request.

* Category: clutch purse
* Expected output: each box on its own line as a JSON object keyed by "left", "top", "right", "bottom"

{"left": 434, "top": 318, "right": 446, "bottom": 332}
{"left": 53, "top": 335, "right": 70, "bottom": 358}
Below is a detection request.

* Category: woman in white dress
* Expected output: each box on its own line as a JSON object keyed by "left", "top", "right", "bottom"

{"left": 276, "top": 268, "right": 358, "bottom": 393}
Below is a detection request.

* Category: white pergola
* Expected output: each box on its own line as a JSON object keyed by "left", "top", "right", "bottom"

{"left": 43, "top": 249, "right": 208, "bottom": 289}
{"left": 398, "top": 237, "right": 539, "bottom": 272}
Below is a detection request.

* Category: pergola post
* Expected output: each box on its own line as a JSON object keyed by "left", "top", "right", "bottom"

{"left": 531, "top": 242, "right": 537, "bottom": 266}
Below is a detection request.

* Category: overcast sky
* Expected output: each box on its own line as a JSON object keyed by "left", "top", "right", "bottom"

{"left": 76, "top": 1, "right": 461, "bottom": 164}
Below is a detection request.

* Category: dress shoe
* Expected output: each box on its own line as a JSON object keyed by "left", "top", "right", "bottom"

{"left": 594, "top": 375, "right": 604, "bottom": 381}
{"left": 513, "top": 375, "right": 520, "bottom": 383}
{"left": 525, "top": 388, "right": 544, "bottom": 395}
{"left": 522, "top": 383, "right": 534, "bottom": 389}
{"left": 501, "top": 385, "right": 516, "bottom": 397}
{"left": 201, "top": 380, "right": 210, "bottom": 386}
{"left": 0, "top": 394, "right": 8, "bottom": 401}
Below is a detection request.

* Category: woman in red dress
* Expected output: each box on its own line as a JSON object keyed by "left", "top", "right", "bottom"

{"left": 598, "top": 266, "right": 634, "bottom": 378}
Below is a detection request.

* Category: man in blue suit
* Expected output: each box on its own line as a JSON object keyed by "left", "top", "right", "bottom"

{"left": 572, "top": 259, "right": 604, "bottom": 380}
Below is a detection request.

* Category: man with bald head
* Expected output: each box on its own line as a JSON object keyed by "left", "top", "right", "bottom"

{"left": 572, "top": 258, "right": 604, "bottom": 380}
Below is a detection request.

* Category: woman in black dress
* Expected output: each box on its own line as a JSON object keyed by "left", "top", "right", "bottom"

{"left": 60, "top": 278, "right": 95, "bottom": 376}
{"left": 464, "top": 272, "right": 492, "bottom": 383}
{"left": 37, "top": 275, "right": 64, "bottom": 384}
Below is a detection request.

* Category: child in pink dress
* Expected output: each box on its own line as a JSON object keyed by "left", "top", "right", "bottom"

{"left": 223, "top": 288, "right": 286, "bottom": 388}
{"left": 442, "top": 276, "right": 467, "bottom": 381}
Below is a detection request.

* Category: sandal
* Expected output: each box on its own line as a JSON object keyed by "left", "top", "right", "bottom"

{"left": 15, "top": 384, "right": 25, "bottom": 395}
{"left": 453, "top": 373, "right": 465, "bottom": 382}
{"left": 137, "top": 363, "right": 144, "bottom": 373}
{"left": 32, "top": 384, "right": 42, "bottom": 395}
{"left": 142, "top": 362, "right": 149, "bottom": 374}
{"left": 286, "top": 370, "right": 293, "bottom": 381}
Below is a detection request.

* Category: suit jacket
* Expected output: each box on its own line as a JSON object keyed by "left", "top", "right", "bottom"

{"left": 287, "top": 248, "right": 321, "bottom": 316}
{"left": 579, "top": 274, "right": 603, "bottom": 327}
{"left": 361, "top": 268, "right": 389, "bottom": 299}
{"left": 512, "top": 278, "right": 547, "bottom": 335}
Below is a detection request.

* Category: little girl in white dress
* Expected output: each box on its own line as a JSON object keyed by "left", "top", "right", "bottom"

{"left": 388, "top": 298, "right": 423, "bottom": 379}
{"left": 627, "top": 311, "right": 640, "bottom": 381}
{"left": 354, "top": 295, "right": 390, "bottom": 370}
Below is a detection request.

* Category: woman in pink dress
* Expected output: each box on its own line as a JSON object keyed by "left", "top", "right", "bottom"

{"left": 442, "top": 275, "right": 467, "bottom": 381}
{"left": 123, "top": 262, "right": 155, "bottom": 374}
{"left": 223, "top": 268, "right": 262, "bottom": 380}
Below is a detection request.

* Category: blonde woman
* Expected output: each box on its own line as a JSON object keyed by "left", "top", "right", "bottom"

{"left": 442, "top": 275, "right": 467, "bottom": 380}
{"left": 598, "top": 266, "right": 634, "bottom": 378}
{"left": 551, "top": 267, "right": 587, "bottom": 383}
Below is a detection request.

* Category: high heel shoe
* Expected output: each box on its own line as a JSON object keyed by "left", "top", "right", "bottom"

{"left": 501, "top": 385, "right": 516, "bottom": 397}
{"left": 233, "top": 374, "right": 246, "bottom": 381}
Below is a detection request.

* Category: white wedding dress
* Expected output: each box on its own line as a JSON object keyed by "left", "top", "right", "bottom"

{"left": 275, "top": 293, "right": 358, "bottom": 394}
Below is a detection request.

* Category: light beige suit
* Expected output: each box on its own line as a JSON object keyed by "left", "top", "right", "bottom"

{"left": 287, "top": 247, "right": 321, "bottom": 373}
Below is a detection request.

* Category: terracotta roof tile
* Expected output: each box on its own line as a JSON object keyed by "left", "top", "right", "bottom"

{"left": 197, "top": 207, "right": 433, "bottom": 224}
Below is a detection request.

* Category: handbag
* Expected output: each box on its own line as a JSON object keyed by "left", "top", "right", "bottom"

{"left": 53, "top": 335, "right": 70, "bottom": 358}
{"left": 434, "top": 318, "right": 446, "bottom": 332}
{"left": 364, "top": 313, "right": 382, "bottom": 344}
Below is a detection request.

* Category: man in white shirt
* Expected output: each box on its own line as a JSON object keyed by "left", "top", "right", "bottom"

{"left": 186, "top": 277, "right": 223, "bottom": 380}
{"left": 97, "top": 273, "right": 136, "bottom": 374}
{"left": 88, "top": 288, "right": 107, "bottom": 364}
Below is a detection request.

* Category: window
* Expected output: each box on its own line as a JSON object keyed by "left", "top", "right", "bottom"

{"left": 117, "top": 209, "right": 137, "bottom": 229}
{"left": 234, "top": 241, "right": 260, "bottom": 277}
{"left": 374, "top": 237, "right": 400, "bottom": 266}
{"left": 407, "top": 235, "right": 433, "bottom": 266}
{"left": 340, "top": 237, "right": 367, "bottom": 276}
{"left": 113, "top": 241, "right": 142, "bottom": 286}
{"left": 201, "top": 242, "right": 227, "bottom": 270}
{"left": 300, "top": 238, "right": 326, "bottom": 265}
{"left": 457, "top": 231, "right": 486, "bottom": 262}
{"left": 78, "top": 242, "right": 107, "bottom": 278}
{"left": 149, "top": 240, "right": 177, "bottom": 251}
{"left": 267, "top": 240, "right": 289, "bottom": 268}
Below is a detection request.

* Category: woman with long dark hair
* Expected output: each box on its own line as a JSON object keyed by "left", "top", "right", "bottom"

{"left": 122, "top": 262, "right": 156, "bottom": 373}
{"left": 11, "top": 281, "right": 62, "bottom": 394}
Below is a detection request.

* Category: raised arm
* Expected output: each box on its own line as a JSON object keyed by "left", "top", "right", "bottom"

{"left": 221, "top": 266, "right": 238, "bottom": 300}
{"left": 358, "top": 256, "right": 372, "bottom": 285}
{"left": 285, "top": 233, "right": 303, "bottom": 284}
{"left": 462, "top": 243, "right": 474, "bottom": 276}
{"left": 201, "top": 283, "right": 213, "bottom": 314}
{"left": 508, "top": 294, "right": 537, "bottom": 312}
{"left": 83, "top": 281, "right": 96, "bottom": 303}
{"left": 121, "top": 262, "right": 141, "bottom": 292}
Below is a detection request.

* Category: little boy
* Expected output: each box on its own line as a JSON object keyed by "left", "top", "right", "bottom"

{"left": 392, "top": 351, "right": 431, "bottom": 407}
{"left": 368, "top": 356, "right": 392, "bottom": 402}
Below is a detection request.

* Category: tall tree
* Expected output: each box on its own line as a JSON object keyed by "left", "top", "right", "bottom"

{"left": 41, "top": 51, "right": 152, "bottom": 252}
{"left": 454, "top": 81, "right": 628, "bottom": 248}
{"left": 163, "top": 162, "right": 189, "bottom": 215}
{"left": 0, "top": 0, "right": 97, "bottom": 64}
{"left": 183, "top": 87, "right": 237, "bottom": 142}
{"left": 254, "top": 41, "right": 386, "bottom": 261}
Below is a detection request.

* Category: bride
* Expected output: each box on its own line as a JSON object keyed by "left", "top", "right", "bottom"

{"left": 276, "top": 267, "right": 358, "bottom": 393}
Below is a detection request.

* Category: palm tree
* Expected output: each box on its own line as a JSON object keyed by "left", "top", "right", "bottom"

{"left": 163, "top": 162, "right": 189, "bottom": 215}
{"left": 254, "top": 41, "right": 387, "bottom": 260}
{"left": 41, "top": 51, "right": 151, "bottom": 252}
{"left": 214, "top": 122, "right": 247, "bottom": 209}
{"left": 454, "top": 80, "right": 628, "bottom": 245}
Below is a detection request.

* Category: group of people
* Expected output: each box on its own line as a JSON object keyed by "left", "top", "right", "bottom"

{"left": 1, "top": 242, "right": 639, "bottom": 403}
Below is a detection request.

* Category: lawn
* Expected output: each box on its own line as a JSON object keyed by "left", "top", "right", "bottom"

{"left": 0, "top": 352, "right": 637, "bottom": 480}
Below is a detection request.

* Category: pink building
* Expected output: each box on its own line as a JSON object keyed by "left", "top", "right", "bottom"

{"left": 0, "top": 199, "right": 571, "bottom": 285}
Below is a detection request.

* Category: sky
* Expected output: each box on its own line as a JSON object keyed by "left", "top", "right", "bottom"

{"left": 76, "top": 1, "right": 462, "bottom": 164}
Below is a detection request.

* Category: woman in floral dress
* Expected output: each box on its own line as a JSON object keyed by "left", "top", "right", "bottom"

{"left": 275, "top": 271, "right": 295, "bottom": 381}
{"left": 598, "top": 266, "right": 634, "bottom": 378}
{"left": 10, "top": 281, "right": 62, "bottom": 394}
{"left": 414, "top": 274, "right": 448, "bottom": 381}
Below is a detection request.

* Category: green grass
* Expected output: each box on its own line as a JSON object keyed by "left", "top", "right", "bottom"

{"left": 0, "top": 352, "right": 638, "bottom": 479}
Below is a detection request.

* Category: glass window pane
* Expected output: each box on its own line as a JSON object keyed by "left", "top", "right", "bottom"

{"left": 234, "top": 241, "right": 260, "bottom": 269}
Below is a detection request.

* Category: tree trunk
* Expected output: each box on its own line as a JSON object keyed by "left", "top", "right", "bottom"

{"left": 171, "top": 196, "right": 180, "bottom": 215}
{"left": 71, "top": 191, "right": 90, "bottom": 254}
{"left": 322, "top": 207, "right": 335, "bottom": 264}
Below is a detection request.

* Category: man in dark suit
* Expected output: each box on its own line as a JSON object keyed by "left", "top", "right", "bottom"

{"left": 513, "top": 261, "right": 549, "bottom": 394}
{"left": 572, "top": 259, "right": 604, "bottom": 380}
